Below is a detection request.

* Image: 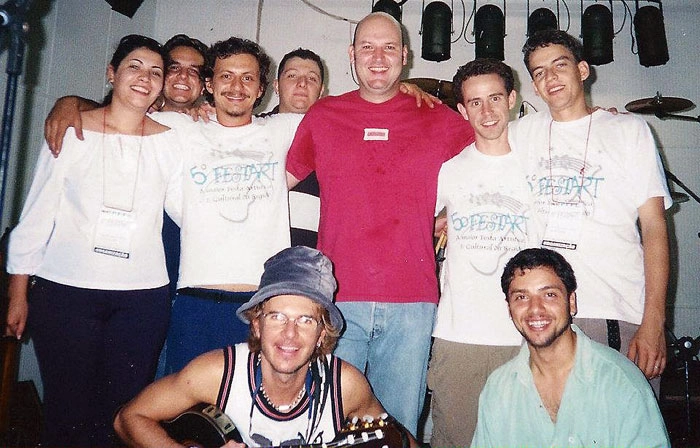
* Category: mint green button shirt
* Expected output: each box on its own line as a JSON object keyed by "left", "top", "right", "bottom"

{"left": 471, "top": 325, "right": 670, "bottom": 448}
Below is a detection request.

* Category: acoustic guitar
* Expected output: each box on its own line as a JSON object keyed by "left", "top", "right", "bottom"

{"left": 161, "top": 403, "right": 407, "bottom": 448}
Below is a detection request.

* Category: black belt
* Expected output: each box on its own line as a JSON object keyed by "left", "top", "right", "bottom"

{"left": 606, "top": 319, "right": 621, "bottom": 352}
{"left": 177, "top": 287, "right": 253, "bottom": 303}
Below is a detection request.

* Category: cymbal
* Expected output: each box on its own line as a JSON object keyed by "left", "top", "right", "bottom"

{"left": 625, "top": 95, "right": 694, "bottom": 114}
{"left": 404, "top": 77, "right": 457, "bottom": 110}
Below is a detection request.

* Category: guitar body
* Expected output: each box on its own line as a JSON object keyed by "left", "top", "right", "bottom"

{"left": 162, "top": 404, "right": 407, "bottom": 448}
{"left": 161, "top": 403, "right": 241, "bottom": 447}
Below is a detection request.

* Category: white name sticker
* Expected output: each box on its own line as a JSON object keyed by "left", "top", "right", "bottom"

{"left": 364, "top": 128, "right": 389, "bottom": 141}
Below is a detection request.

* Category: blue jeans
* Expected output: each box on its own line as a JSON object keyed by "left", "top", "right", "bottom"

{"left": 334, "top": 301, "right": 436, "bottom": 437}
{"left": 163, "top": 290, "right": 252, "bottom": 375}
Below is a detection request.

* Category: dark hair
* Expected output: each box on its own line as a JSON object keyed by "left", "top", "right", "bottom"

{"left": 501, "top": 248, "right": 577, "bottom": 298}
{"left": 203, "top": 36, "right": 271, "bottom": 108}
{"left": 277, "top": 48, "right": 325, "bottom": 85}
{"left": 452, "top": 58, "right": 514, "bottom": 105}
{"left": 164, "top": 34, "right": 208, "bottom": 59}
{"left": 109, "top": 34, "right": 165, "bottom": 73}
{"left": 242, "top": 301, "right": 341, "bottom": 360}
{"left": 104, "top": 34, "right": 166, "bottom": 105}
{"left": 522, "top": 29, "right": 584, "bottom": 76}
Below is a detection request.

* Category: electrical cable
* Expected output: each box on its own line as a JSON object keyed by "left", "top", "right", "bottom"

{"left": 561, "top": 0, "right": 571, "bottom": 32}
{"left": 614, "top": 0, "right": 629, "bottom": 35}
{"left": 462, "top": 0, "right": 476, "bottom": 44}
{"left": 619, "top": 0, "right": 638, "bottom": 54}
{"left": 299, "top": 0, "right": 359, "bottom": 24}
{"left": 451, "top": 0, "right": 467, "bottom": 43}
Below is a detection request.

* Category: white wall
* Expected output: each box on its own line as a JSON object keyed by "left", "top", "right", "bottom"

{"left": 8, "top": 0, "right": 700, "bottom": 390}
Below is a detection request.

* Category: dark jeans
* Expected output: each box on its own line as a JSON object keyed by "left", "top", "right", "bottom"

{"left": 163, "top": 290, "right": 252, "bottom": 375}
{"left": 28, "top": 278, "right": 170, "bottom": 447}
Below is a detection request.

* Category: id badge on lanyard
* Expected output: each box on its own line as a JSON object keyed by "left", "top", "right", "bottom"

{"left": 541, "top": 201, "right": 584, "bottom": 250}
{"left": 94, "top": 135, "right": 140, "bottom": 258}
{"left": 94, "top": 207, "right": 136, "bottom": 258}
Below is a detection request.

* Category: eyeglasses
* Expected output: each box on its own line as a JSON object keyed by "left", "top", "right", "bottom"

{"left": 262, "top": 311, "right": 320, "bottom": 331}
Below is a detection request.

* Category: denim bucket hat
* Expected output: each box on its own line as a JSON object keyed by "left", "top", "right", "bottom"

{"left": 237, "top": 246, "right": 343, "bottom": 329}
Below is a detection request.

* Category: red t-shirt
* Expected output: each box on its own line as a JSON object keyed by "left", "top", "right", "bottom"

{"left": 287, "top": 90, "right": 475, "bottom": 304}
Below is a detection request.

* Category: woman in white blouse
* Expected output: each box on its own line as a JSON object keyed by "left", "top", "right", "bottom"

{"left": 4, "top": 34, "right": 183, "bottom": 447}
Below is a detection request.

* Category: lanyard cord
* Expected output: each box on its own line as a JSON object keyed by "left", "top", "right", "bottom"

{"left": 547, "top": 111, "right": 592, "bottom": 205}
{"left": 101, "top": 108, "right": 145, "bottom": 212}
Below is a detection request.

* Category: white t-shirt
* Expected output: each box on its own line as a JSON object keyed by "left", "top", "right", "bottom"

{"left": 8, "top": 129, "right": 183, "bottom": 290}
{"left": 153, "top": 112, "right": 302, "bottom": 288}
{"left": 508, "top": 109, "right": 671, "bottom": 324}
{"left": 434, "top": 143, "right": 540, "bottom": 345}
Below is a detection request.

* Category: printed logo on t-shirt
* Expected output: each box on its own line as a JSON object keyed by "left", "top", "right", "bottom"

{"left": 363, "top": 128, "right": 389, "bottom": 141}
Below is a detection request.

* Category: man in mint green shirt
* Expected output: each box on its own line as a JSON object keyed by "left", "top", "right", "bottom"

{"left": 471, "top": 248, "right": 670, "bottom": 448}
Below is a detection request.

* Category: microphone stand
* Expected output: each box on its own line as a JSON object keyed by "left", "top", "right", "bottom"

{"left": 0, "top": 0, "right": 32, "bottom": 222}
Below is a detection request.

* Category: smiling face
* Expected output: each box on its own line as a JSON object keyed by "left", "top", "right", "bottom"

{"left": 107, "top": 47, "right": 164, "bottom": 111}
{"left": 163, "top": 45, "right": 205, "bottom": 111}
{"left": 349, "top": 13, "right": 407, "bottom": 103}
{"left": 275, "top": 56, "right": 324, "bottom": 114}
{"left": 252, "top": 295, "right": 326, "bottom": 380}
{"left": 457, "top": 73, "right": 515, "bottom": 153}
{"left": 528, "top": 43, "right": 590, "bottom": 121}
{"left": 506, "top": 266, "right": 577, "bottom": 349}
{"left": 205, "top": 52, "right": 263, "bottom": 126}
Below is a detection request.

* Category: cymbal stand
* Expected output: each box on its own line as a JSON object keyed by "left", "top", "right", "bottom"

{"left": 666, "top": 329, "right": 700, "bottom": 444}
{"left": 654, "top": 110, "right": 700, "bottom": 123}
{"left": 664, "top": 170, "right": 700, "bottom": 205}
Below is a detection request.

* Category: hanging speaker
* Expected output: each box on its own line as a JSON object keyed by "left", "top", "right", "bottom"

{"left": 372, "top": 0, "right": 402, "bottom": 23}
{"left": 528, "top": 8, "right": 557, "bottom": 36}
{"left": 105, "top": 0, "right": 145, "bottom": 18}
{"left": 475, "top": 4, "right": 505, "bottom": 61}
{"left": 634, "top": 5, "right": 669, "bottom": 67}
{"left": 422, "top": 2, "right": 452, "bottom": 62}
{"left": 582, "top": 4, "right": 614, "bottom": 65}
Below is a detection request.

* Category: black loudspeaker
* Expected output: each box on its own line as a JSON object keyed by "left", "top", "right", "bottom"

{"left": 474, "top": 4, "right": 505, "bottom": 61}
{"left": 582, "top": 4, "right": 614, "bottom": 65}
{"left": 421, "top": 1, "right": 452, "bottom": 62}
{"left": 105, "top": 0, "right": 145, "bottom": 18}
{"left": 634, "top": 5, "right": 669, "bottom": 67}
{"left": 528, "top": 8, "right": 557, "bottom": 36}
{"left": 372, "top": 0, "right": 402, "bottom": 23}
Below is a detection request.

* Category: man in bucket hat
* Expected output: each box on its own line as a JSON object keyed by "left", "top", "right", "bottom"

{"left": 114, "top": 246, "right": 415, "bottom": 447}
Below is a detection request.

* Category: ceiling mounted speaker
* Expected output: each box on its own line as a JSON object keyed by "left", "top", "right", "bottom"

{"left": 372, "top": 0, "right": 402, "bottom": 23}
{"left": 421, "top": 2, "right": 452, "bottom": 62}
{"left": 105, "top": 0, "right": 145, "bottom": 18}
{"left": 634, "top": 5, "right": 669, "bottom": 67}
{"left": 582, "top": 4, "right": 614, "bottom": 65}
{"left": 528, "top": 7, "right": 557, "bottom": 36}
{"left": 475, "top": 4, "right": 505, "bottom": 61}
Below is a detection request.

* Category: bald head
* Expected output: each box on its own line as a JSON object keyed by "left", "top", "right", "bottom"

{"left": 353, "top": 12, "right": 404, "bottom": 48}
